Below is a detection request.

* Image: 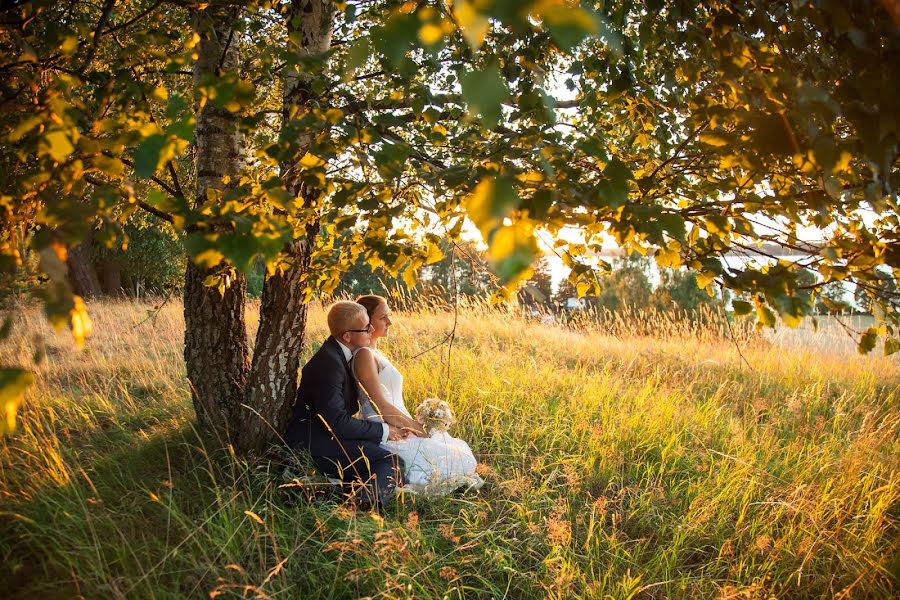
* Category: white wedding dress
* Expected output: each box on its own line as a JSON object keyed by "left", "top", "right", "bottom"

{"left": 352, "top": 348, "right": 483, "bottom": 496}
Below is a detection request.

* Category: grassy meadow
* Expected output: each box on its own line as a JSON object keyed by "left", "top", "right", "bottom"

{"left": 1, "top": 299, "right": 898, "bottom": 599}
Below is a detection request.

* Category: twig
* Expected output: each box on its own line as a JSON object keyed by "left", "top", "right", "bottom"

{"left": 133, "top": 292, "right": 174, "bottom": 328}
{"left": 720, "top": 285, "right": 755, "bottom": 372}
{"left": 444, "top": 242, "right": 459, "bottom": 399}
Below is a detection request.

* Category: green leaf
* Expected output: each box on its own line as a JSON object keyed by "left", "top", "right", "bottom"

{"left": 658, "top": 212, "right": 686, "bottom": 242}
{"left": 146, "top": 189, "right": 189, "bottom": 227}
{"left": 0, "top": 367, "right": 34, "bottom": 435}
{"left": 218, "top": 233, "right": 260, "bottom": 273}
{"left": 521, "top": 189, "right": 553, "bottom": 220}
{"left": 857, "top": 327, "right": 878, "bottom": 354}
{"left": 133, "top": 134, "right": 170, "bottom": 178}
{"left": 884, "top": 337, "right": 899, "bottom": 356}
{"left": 596, "top": 157, "right": 632, "bottom": 208}
{"left": 460, "top": 65, "right": 509, "bottom": 129}
{"left": 732, "top": 300, "right": 753, "bottom": 316}
{"left": 374, "top": 142, "right": 410, "bottom": 181}
{"left": 346, "top": 37, "right": 370, "bottom": 73}
{"left": 372, "top": 13, "right": 417, "bottom": 66}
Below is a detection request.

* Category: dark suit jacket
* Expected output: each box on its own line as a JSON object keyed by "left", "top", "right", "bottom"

{"left": 284, "top": 336, "right": 386, "bottom": 457}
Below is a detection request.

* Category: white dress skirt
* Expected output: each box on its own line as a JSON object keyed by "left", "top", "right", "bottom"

{"left": 352, "top": 348, "right": 483, "bottom": 496}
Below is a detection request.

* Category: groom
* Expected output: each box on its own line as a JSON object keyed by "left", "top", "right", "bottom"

{"left": 284, "top": 301, "right": 407, "bottom": 509}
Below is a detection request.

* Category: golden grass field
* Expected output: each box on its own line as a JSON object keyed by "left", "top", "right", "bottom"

{"left": 1, "top": 299, "right": 898, "bottom": 598}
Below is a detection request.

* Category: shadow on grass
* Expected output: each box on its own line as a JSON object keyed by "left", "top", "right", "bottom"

{"left": 0, "top": 422, "right": 241, "bottom": 598}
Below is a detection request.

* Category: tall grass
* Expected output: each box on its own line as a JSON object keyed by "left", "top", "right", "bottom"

{"left": 1, "top": 298, "right": 897, "bottom": 598}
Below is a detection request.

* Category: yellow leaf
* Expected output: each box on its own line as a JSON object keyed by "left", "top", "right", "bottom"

{"left": 453, "top": 0, "right": 490, "bottom": 49}
{"left": 535, "top": 3, "right": 599, "bottom": 34}
{"left": 832, "top": 151, "right": 852, "bottom": 174}
{"left": 9, "top": 115, "right": 43, "bottom": 142}
{"left": 185, "top": 32, "right": 202, "bottom": 50}
{"left": 488, "top": 222, "right": 538, "bottom": 285}
{"left": 695, "top": 271, "right": 716, "bottom": 289}
{"left": 43, "top": 130, "right": 75, "bottom": 162}
{"left": 782, "top": 313, "right": 802, "bottom": 328}
{"left": 401, "top": 265, "right": 418, "bottom": 288}
{"left": 654, "top": 245, "right": 682, "bottom": 269}
{"left": 719, "top": 155, "right": 743, "bottom": 169}
{"left": 515, "top": 171, "right": 544, "bottom": 184}
{"left": 139, "top": 122, "right": 163, "bottom": 137}
{"left": 488, "top": 225, "right": 519, "bottom": 260}
{"left": 464, "top": 177, "right": 497, "bottom": 232}
{"left": 489, "top": 287, "right": 512, "bottom": 304}
{"left": 299, "top": 152, "right": 326, "bottom": 169}
{"left": 194, "top": 249, "right": 224, "bottom": 268}
{"left": 70, "top": 296, "right": 93, "bottom": 349}
{"left": 92, "top": 155, "right": 125, "bottom": 177}
{"left": 425, "top": 242, "right": 444, "bottom": 265}
{"left": 60, "top": 36, "right": 79, "bottom": 56}
{"left": 418, "top": 23, "right": 444, "bottom": 45}
{"left": 698, "top": 132, "right": 729, "bottom": 147}
{"left": 151, "top": 86, "right": 168, "bottom": 102}
{"left": 324, "top": 108, "right": 343, "bottom": 123}
{"left": 0, "top": 368, "right": 34, "bottom": 436}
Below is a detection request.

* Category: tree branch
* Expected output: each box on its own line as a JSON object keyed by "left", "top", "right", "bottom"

{"left": 102, "top": 0, "right": 163, "bottom": 35}
{"left": 77, "top": 0, "right": 117, "bottom": 75}
{"left": 84, "top": 173, "right": 176, "bottom": 225}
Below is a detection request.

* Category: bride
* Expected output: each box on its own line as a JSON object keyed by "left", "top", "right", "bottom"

{"left": 351, "top": 295, "right": 483, "bottom": 495}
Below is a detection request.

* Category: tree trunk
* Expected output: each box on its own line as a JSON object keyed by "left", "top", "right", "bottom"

{"left": 100, "top": 259, "right": 122, "bottom": 296}
{"left": 237, "top": 229, "right": 317, "bottom": 451}
{"left": 184, "top": 5, "right": 250, "bottom": 436}
{"left": 67, "top": 227, "right": 101, "bottom": 299}
{"left": 233, "top": 0, "right": 334, "bottom": 453}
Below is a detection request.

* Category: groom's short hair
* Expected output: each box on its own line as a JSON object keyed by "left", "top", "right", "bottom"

{"left": 327, "top": 301, "right": 366, "bottom": 337}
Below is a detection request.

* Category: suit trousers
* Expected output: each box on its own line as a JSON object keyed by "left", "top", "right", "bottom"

{"left": 312, "top": 441, "right": 405, "bottom": 509}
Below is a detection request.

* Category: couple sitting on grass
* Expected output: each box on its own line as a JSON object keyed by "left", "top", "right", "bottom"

{"left": 284, "top": 295, "right": 483, "bottom": 510}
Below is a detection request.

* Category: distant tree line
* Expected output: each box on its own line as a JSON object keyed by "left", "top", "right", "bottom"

{"left": 13, "top": 222, "right": 894, "bottom": 321}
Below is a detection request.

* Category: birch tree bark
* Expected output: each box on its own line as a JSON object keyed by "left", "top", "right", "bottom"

{"left": 184, "top": 5, "right": 250, "bottom": 435}
{"left": 235, "top": 0, "right": 335, "bottom": 453}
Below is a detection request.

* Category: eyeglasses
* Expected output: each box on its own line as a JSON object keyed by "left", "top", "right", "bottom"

{"left": 345, "top": 323, "right": 373, "bottom": 334}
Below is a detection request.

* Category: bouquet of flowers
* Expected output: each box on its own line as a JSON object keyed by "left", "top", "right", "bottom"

{"left": 415, "top": 397, "right": 455, "bottom": 433}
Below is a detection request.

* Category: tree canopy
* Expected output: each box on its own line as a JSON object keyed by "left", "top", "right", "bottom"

{"left": 2, "top": 0, "right": 898, "bottom": 436}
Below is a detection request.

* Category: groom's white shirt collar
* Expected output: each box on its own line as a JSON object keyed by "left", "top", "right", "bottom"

{"left": 335, "top": 339, "right": 353, "bottom": 363}
{"left": 334, "top": 338, "right": 389, "bottom": 443}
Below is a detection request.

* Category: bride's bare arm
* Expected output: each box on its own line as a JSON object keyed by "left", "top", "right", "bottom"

{"left": 353, "top": 348, "right": 427, "bottom": 436}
